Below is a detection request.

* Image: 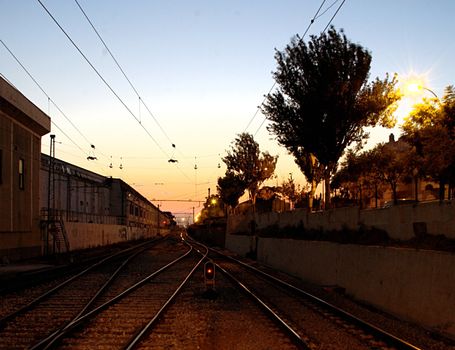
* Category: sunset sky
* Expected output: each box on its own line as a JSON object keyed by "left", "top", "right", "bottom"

{"left": 1, "top": 0, "right": 454, "bottom": 222}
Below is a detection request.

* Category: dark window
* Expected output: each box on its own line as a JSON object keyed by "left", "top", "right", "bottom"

{"left": 0, "top": 149, "right": 2, "bottom": 184}
{"left": 19, "top": 158, "right": 25, "bottom": 190}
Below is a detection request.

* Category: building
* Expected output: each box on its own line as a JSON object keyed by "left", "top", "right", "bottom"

{"left": 374, "top": 134, "right": 440, "bottom": 207}
{"left": 1, "top": 77, "right": 169, "bottom": 262}
{"left": 0, "top": 77, "right": 51, "bottom": 261}
{"left": 40, "top": 154, "right": 167, "bottom": 253}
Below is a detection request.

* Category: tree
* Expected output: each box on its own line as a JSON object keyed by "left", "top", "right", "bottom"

{"left": 290, "top": 148, "right": 324, "bottom": 210}
{"left": 401, "top": 86, "right": 455, "bottom": 200}
{"left": 197, "top": 194, "right": 224, "bottom": 223}
{"left": 332, "top": 149, "right": 386, "bottom": 208}
{"left": 217, "top": 172, "right": 246, "bottom": 211}
{"left": 280, "top": 176, "right": 300, "bottom": 209}
{"left": 222, "top": 133, "right": 277, "bottom": 208}
{"left": 262, "top": 27, "right": 400, "bottom": 209}
{"left": 369, "top": 141, "right": 415, "bottom": 204}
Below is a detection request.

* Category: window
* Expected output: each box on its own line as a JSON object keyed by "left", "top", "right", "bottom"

{"left": 0, "top": 149, "right": 2, "bottom": 184}
{"left": 18, "top": 158, "right": 24, "bottom": 190}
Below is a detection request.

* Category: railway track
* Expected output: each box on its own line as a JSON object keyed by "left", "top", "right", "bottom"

{"left": 0, "top": 237, "right": 188, "bottom": 349}
{"left": 203, "top": 243, "right": 424, "bottom": 350}
{"left": 131, "top": 237, "right": 303, "bottom": 350}
{"left": 1, "top": 232, "right": 449, "bottom": 349}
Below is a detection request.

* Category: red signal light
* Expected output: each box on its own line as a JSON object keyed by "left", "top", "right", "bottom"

{"left": 204, "top": 261, "right": 216, "bottom": 288}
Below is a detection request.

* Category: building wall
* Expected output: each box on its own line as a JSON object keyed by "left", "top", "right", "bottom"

{"left": 0, "top": 77, "right": 50, "bottom": 261}
{"left": 40, "top": 154, "right": 111, "bottom": 221}
{"left": 64, "top": 222, "right": 167, "bottom": 250}
{"left": 39, "top": 155, "right": 164, "bottom": 253}
{"left": 227, "top": 200, "right": 455, "bottom": 240}
{"left": 253, "top": 238, "right": 455, "bottom": 338}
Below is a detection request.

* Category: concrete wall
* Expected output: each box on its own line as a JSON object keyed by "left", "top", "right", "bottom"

{"left": 0, "top": 77, "right": 50, "bottom": 262}
{"left": 227, "top": 200, "right": 455, "bottom": 240}
{"left": 253, "top": 238, "right": 455, "bottom": 337}
{"left": 64, "top": 221, "right": 166, "bottom": 251}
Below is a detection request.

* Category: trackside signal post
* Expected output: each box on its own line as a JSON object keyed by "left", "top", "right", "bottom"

{"left": 204, "top": 261, "right": 216, "bottom": 289}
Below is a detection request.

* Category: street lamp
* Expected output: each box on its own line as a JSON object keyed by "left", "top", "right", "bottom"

{"left": 406, "top": 82, "right": 439, "bottom": 99}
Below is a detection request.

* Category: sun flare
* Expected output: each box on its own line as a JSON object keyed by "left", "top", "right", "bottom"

{"left": 394, "top": 72, "right": 434, "bottom": 126}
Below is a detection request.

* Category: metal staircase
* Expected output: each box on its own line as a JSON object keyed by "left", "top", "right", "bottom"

{"left": 47, "top": 219, "right": 70, "bottom": 254}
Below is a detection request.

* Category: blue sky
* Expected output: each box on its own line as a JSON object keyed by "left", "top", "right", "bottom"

{"left": 1, "top": 0, "right": 454, "bottom": 219}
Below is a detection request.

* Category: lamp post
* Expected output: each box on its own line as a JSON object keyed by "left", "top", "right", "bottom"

{"left": 406, "top": 81, "right": 439, "bottom": 100}
{"left": 405, "top": 80, "right": 440, "bottom": 203}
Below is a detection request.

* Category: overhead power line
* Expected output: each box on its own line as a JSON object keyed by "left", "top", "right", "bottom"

{"left": 0, "top": 39, "right": 93, "bottom": 150}
{"left": 36, "top": 0, "right": 170, "bottom": 160}
{"left": 1, "top": 39, "right": 92, "bottom": 155}
{"left": 322, "top": 0, "right": 346, "bottom": 32}
{"left": 243, "top": 0, "right": 328, "bottom": 134}
{"left": 73, "top": 0, "right": 177, "bottom": 151}
{"left": 246, "top": 0, "right": 348, "bottom": 137}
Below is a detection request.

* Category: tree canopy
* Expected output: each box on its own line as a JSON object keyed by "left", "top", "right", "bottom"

{"left": 222, "top": 133, "right": 277, "bottom": 206}
{"left": 401, "top": 86, "right": 455, "bottom": 199}
{"left": 217, "top": 172, "right": 246, "bottom": 209}
{"left": 332, "top": 139, "right": 415, "bottom": 206}
{"left": 262, "top": 26, "right": 400, "bottom": 208}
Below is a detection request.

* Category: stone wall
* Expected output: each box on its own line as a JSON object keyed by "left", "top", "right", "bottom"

{"left": 224, "top": 201, "right": 455, "bottom": 337}
{"left": 227, "top": 200, "right": 455, "bottom": 240}
{"left": 254, "top": 238, "right": 455, "bottom": 337}
{"left": 64, "top": 222, "right": 165, "bottom": 251}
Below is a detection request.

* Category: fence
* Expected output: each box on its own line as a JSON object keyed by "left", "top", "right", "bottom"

{"left": 41, "top": 208, "right": 126, "bottom": 225}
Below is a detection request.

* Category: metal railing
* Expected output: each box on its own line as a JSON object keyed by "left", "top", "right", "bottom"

{"left": 41, "top": 208, "right": 126, "bottom": 225}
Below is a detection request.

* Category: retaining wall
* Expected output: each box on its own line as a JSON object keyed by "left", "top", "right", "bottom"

{"left": 252, "top": 238, "right": 455, "bottom": 337}
{"left": 64, "top": 222, "right": 164, "bottom": 251}
{"left": 227, "top": 200, "right": 455, "bottom": 240}
{"left": 225, "top": 201, "right": 455, "bottom": 337}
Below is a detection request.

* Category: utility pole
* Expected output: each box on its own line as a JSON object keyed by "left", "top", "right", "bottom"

{"left": 46, "top": 134, "right": 55, "bottom": 255}
{"left": 157, "top": 204, "right": 160, "bottom": 236}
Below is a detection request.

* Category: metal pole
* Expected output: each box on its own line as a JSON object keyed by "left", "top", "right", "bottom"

{"left": 46, "top": 134, "right": 55, "bottom": 255}
{"left": 157, "top": 204, "right": 160, "bottom": 235}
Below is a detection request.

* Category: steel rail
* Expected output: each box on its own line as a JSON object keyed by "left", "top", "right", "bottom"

{"left": 211, "top": 248, "right": 422, "bottom": 350}
{"left": 29, "top": 243, "right": 151, "bottom": 350}
{"left": 0, "top": 238, "right": 160, "bottom": 329}
{"left": 215, "top": 262, "right": 311, "bottom": 350}
{"left": 185, "top": 237, "right": 310, "bottom": 349}
{"left": 123, "top": 239, "right": 208, "bottom": 350}
{"left": 38, "top": 241, "right": 195, "bottom": 350}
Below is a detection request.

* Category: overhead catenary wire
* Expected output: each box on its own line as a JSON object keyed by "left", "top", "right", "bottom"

{"left": 315, "top": 0, "right": 340, "bottom": 20}
{"left": 322, "top": 0, "right": 346, "bottom": 33}
{"left": 1, "top": 44, "right": 90, "bottom": 157}
{"left": 37, "top": 0, "right": 195, "bottom": 183}
{"left": 73, "top": 0, "right": 178, "bottom": 153}
{"left": 244, "top": 0, "right": 328, "bottom": 134}
{"left": 1, "top": 39, "right": 95, "bottom": 150}
{"left": 36, "top": 0, "right": 170, "bottom": 160}
{"left": 250, "top": 0, "right": 348, "bottom": 138}
{"left": 0, "top": 39, "right": 116, "bottom": 170}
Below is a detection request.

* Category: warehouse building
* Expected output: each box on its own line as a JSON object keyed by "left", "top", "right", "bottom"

{"left": 0, "top": 76, "right": 51, "bottom": 261}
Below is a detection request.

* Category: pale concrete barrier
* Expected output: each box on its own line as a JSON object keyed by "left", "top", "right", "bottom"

{"left": 64, "top": 222, "right": 163, "bottom": 250}
{"left": 228, "top": 200, "right": 455, "bottom": 240}
{"left": 225, "top": 234, "right": 256, "bottom": 257}
{"left": 225, "top": 201, "right": 455, "bottom": 337}
{"left": 254, "top": 237, "right": 455, "bottom": 337}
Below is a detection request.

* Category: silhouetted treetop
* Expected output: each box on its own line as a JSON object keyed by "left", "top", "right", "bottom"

{"left": 262, "top": 26, "right": 400, "bottom": 208}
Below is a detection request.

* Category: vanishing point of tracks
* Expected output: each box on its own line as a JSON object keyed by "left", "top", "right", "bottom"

{"left": 0, "top": 232, "right": 436, "bottom": 349}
